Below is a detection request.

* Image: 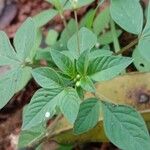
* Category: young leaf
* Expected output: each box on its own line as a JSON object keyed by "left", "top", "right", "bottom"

{"left": 22, "top": 88, "right": 63, "bottom": 130}
{"left": 74, "top": 98, "right": 100, "bottom": 134}
{"left": 80, "top": 76, "right": 95, "bottom": 93}
{"left": 67, "top": 27, "right": 97, "bottom": 58}
{"left": 14, "top": 18, "right": 37, "bottom": 60}
{"left": 80, "top": 9, "right": 96, "bottom": 29}
{"left": 50, "top": 49, "right": 75, "bottom": 77}
{"left": 87, "top": 56, "right": 132, "bottom": 82}
{"left": 102, "top": 102, "right": 150, "bottom": 150}
{"left": 59, "top": 88, "right": 81, "bottom": 124}
{"left": 46, "top": 29, "right": 58, "bottom": 46}
{"left": 32, "top": 67, "right": 63, "bottom": 89}
{"left": 110, "top": 0, "right": 143, "bottom": 34}
{"left": 93, "top": 8, "right": 110, "bottom": 35}
{"left": 33, "top": 9, "right": 58, "bottom": 27}
{"left": 76, "top": 50, "right": 90, "bottom": 75}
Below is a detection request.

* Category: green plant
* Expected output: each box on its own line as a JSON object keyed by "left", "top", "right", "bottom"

{"left": 0, "top": 0, "right": 150, "bottom": 150}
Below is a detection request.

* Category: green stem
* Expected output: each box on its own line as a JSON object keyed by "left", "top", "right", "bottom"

{"left": 22, "top": 114, "right": 62, "bottom": 150}
{"left": 59, "top": 13, "right": 67, "bottom": 27}
{"left": 110, "top": 18, "right": 120, "bottom": 52}
{"left": 58, "top": 3, "right": 70, "bottom": 37}
{"left": 74, "top": 9, "right": 80, "bottom": 54}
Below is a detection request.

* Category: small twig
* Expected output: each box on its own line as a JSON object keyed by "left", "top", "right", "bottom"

{"left": 114, "top": 38, "right": 139, "bottom": 55}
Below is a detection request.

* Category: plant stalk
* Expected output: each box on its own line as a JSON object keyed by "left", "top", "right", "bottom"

{"left": 114, "top": 38, "right": 139, "bottom": 55}
{"left": 74, "top": 9, "right": 80, "bottom": 54}
{"left": 110, "top": 18, "right": 120, "bottom": 53}
{"left": 21, "top": 114, "right": 62, "bottom": 150}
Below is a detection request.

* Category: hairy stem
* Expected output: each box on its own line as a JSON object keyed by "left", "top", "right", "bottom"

{"left": 56, "top": 0, "right": 70, "bottom": 37}
{"left": 74, "top": 9, "right": 80, "bottom": 54}
{"left": 110, "top": 18, "right": 120, "bottom": 52}
{"left": 21, "top": 115, "right": 62, "bottom": 150}
{"left": 114, "top": 38, "right": 139, "bottom": 55}
{"left": 60, "top": 13, "right": 71, "bottom": 38}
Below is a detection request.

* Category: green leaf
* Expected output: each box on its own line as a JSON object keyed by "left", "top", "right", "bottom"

{"left": 0, "top": 18, "right": 38, "bottom": 109}
{"left": 98, "top": 30, "right": 122, "bottom": 45}
{"left": 14, "top": 18, "right": 36, "bottom": 60}
{"left": 76, "top": 50, "right": 90, "bottom": 75}
{"left": 133, "top": 48, "right": 150, "bottom": 72}
{"left": 50, "top": 49, "right": 75, "bottom": 77}
{"left": 0, "top": 67, "right": 31, "bottom": 109}
{"left": 136, "top": 1, "right": 150, "bottom": 63}
{"left": 64, "top": 0, "right": 95, "bottom": 9}
{"left": 30, "top": 29, "right": 42, "bottom": 60}
{"left": 58, "top": 145, "right": 73, "bottom": 150}
{"left": 0, "top": 70, "right": 17, "bottom": 109}
{"left": 22, "top": 88, "right": 63, "bottom": 130}
{"left": 142, "top": 1, "right": 150, "bottom": 37}
{"left": 62, "top": 51, "right": 74, "bottom": 62}
{"left": 32, "top": 67, "right": 63, "bottom": 89}
{"left": 59, "top": 19, "right": 76, "bottom": 49}
{"left": 33, "top": 9, "right": 58, "bottom": 27}
{"left": 46, "top": 0, "right": 65, "bottom": 10}
{"left": 98, "top": 0, "right": 105, "bottom": 5}
{"left": 110, "top": 0, "right": 143, "bottom": 34}
{"left": 15, "top": 67, "right": 32, "bottom": 92}
{"left": 46, "top": 29, "right": 58, "bottom": 46}
{"left": 80, "top": 76, "right": 95, "bottom": 93}
{"left": 80, "top": 9, "right": 96, "bottom": 29}
{"left": 35, "top": 47, "right": 52, "bottom": 61}
{"left": 59, "top": 88, "right": 81, "bottom": 124}
{"left": 90, "top": 49, "right": 112, "bottom": 59}
{"left": 74, "top": 0, "right": 94, "bottom": 8}
{"left": 18, "top": 122, "right": 45, "bottom": 148}
{"left": 93, "top": 8, "right": 110, "bottom": 35}
{"left": 74, "top": 98, "right": 100, "bottom": 134}
{"left": 67, "top": 27, "right": 97, "bottom": 58}
{"left": 87, "top": 56, "right": 132, "bottom": 82}
{"left": 76, "top": 86, "right": 84, "bottom": 100}
{"left": 137, "top": 37, "right": 150, "bottom": 63}
{"left": 0, "top": 31, "right": 19, "bottom": 67}
{"left": 47, "top": 0, "right": 94, "bottom": 10}
{"left": 102, "top": 102, "right": 150, "bottom": 150}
